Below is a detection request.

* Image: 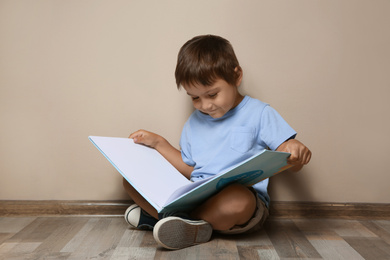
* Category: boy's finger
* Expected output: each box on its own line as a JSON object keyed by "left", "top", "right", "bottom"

{"left": 288, "top": 152, "right": 299, "bottom": 161}
{"left": 287, "top": 157, "right": 300, "bottom": 165}
{"left": 300, "top": 150, "right": 311, "bottom": 165}
{"left": 133, "top": 136, "right": 144, "bottom": 144}
{"left": 129, "top": 129, "right": 146, "bottom": 139}
{"left": 305, "top": 151, "right": 312, "bottom": 164}
{"left": 128, "top": 132, "right": 138, "bottom": 139}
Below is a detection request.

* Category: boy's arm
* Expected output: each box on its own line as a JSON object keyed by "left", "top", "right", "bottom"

{"left": 129, "top": 130, "right": 194, "bottom": 179}
{"left": 276, "top": 139, "right": 312, "bottom": 172}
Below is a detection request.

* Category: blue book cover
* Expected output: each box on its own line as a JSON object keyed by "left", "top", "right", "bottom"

{"left": 89, "top": 136, "right": 291, "bottom": 213}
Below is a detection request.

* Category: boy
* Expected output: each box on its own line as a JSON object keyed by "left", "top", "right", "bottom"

{"left": 123, "top": 35, "right": 311, "bottom": 250}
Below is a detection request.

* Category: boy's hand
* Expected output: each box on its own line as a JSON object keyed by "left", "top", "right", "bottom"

{"left": 276, "top": 139, "right": 311, "bottom": 172}
{"left": 129, "top": 129, "right": 194, "bottom": 179}
{"left": 129, "top": 130, "right": 163, "bottom": 149}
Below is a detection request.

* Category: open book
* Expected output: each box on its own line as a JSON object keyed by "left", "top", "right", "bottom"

{"left": 89, "top": 136, "right": 292, "bottom": 213}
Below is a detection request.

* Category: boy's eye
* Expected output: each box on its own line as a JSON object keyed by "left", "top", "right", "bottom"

{"left": 209, "top": 93, "right": 217, "bottom": 98}
{"left": 191, "top": 96, "right": 199, "bottom": 101}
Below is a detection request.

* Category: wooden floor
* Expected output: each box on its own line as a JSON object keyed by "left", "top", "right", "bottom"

{"left": 1, "top": 216, "right": 390, "bottom": 260}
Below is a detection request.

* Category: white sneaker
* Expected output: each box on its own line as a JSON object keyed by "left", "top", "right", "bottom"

{"left": 153, "top": 216, "right": 213, "bottom": 250}
{"left": 124, "top": 204, "right": 157, "bottom": 230}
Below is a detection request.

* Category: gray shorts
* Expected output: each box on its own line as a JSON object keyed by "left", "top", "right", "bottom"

{"left": 216, "top": 188, "right": 269, "bottom": 235}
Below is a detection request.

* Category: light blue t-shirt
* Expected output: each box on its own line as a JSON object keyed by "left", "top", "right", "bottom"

{"left": 180, "top": 96, "right": 296, "bottom": 207}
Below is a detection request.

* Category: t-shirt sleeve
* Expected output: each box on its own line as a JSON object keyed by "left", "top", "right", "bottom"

{"left": 259, "top": 105, "right": 297, "bottom": 151}
{"left": 179, "top": 122, "right": 196, "bottom": 167}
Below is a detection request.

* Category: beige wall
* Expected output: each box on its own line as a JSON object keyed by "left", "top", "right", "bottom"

{"left": 1, "top": 0, "right": 389, "bottom": 203}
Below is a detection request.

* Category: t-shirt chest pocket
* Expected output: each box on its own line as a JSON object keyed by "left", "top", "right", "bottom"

{"left": 229, "top": 127, "right": 256, "bottom": 153}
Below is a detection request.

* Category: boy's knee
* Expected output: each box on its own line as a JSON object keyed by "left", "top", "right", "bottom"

{"left": 224, "top": 184, "right": 255, "bottom": 200}
{"left": 192, "top": 184, "right": 257, "bottom": 230}
{"left": 218, "top": 184, "right": 256, "bottom": 215}
{"left": 211, "top": 184, "right": 256, "bottom": 230}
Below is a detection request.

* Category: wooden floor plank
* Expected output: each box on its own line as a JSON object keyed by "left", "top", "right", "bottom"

{"left": 2, "top": 216, "right": 390, "bottom": 259}
{"left": 110, "top": 246, "right": 157, "bottom": 260}
{"left": 264, "top": 219, "right": 322, "bottom": 259}
{"left": 7, "top": 242, "right": 42, "bottom": 254}
{"left": 156, "top": 237, "right": 241, "bottom": 260}
{"left": 374, "top": 220, "right": 390, "bottom": 235}
{"left": 305, "top": 231, "right": 365, "bottom": 260}
{"left": 210, "top": 238, "right": 240, "bottom": 260}
{"left": 7, "top": 217, "right": 62, "bottom": 242}
{"left": 237, "top": 245, "right": 280, "bottom": 260}
{"left": 154, "top": 246, "right": 197, "bottom": 260}
{"left": 217, "top": 229, "right": 272, "bottom": 260}
{"left": 256, "top": 246, "right": 280, "bottom": 260}
{"left": 227, "top": 228, "right": 272, "bottom": 246}
{"left": 66, "top": 217, "right": 126, "bottom": 259}
{"left": 0, "top": 242, "right": 21, "bottom": 255}
{"left": 4, "top": 251, "right": 71, "bottom": 260}
{"left": 0, "top": 233, "right": 14, "bottom": 245}
{"left": 60, "top": 217, "right": 100, "bottom": 252}
{"left": 293, "top": 218, "right": 378, "bottom": 237}
{"left": 0, "top": 217, "right": 36, "bottom": 233}
{"left": 237, "top": 245, "right": 262, "bottom": 260}
{"left": 206, "top": 238, "right": 240, "bottom": 260}
{"left": 117, "top": 228, "right": 147, "bottom": 248}
{"left": 344, "top": 237, "right": 390, "bottom": 260}
{"left": 33, "top": 217, "right": 89, "bottom": 255}
{"left": 0, "top": 242, "right": 42, "bottom": 259}
{"left": 360, "top": 220, "right": 390, "bottom": 245}
{"left": 140, "top": 230, "right": 158, "bottom": 248}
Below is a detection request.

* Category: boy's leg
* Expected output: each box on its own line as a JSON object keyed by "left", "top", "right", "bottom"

{"left": 123, "top": 179, "right": 213, "bottom": 249}
{"left": 151, "top": 183, "right": 257, "bottom": 249}
{"left": 190, "top": 183, "right": 257, "bottom": 231}
{"left": 123, "top": 178, "right": 159, "bottom": 219}
{"left": 217, "top": 190, "right": 269, "bottom": 235}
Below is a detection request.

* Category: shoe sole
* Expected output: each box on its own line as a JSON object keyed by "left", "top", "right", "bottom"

{"left": 153, "top": 217, "right": 213, "bottom": 250}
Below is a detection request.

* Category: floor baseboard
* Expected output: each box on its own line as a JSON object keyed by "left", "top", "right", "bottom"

{"left": 0, "top": 200, "right": 132, "bottom": 216}
{"left": 1, "top": 200, "right": 389, "bottom": 219}
{"left": 269, "top": 201, "right": 390, "bottom": 220}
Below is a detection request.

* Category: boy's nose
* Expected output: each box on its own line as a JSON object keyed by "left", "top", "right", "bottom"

{"left": 200, "top": 100, "right": 213, "bottom": 111}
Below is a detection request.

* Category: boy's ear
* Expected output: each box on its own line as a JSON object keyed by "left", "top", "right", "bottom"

{"left": 234, "top": 66, "right": 243, "bottom": 87}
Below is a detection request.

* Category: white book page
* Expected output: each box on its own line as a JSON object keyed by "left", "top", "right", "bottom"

{"left": 164, "top": 176, "right": 212, "bottom": 205}
{"left": 89, "top": 136, "right": 190, "bottom": 210}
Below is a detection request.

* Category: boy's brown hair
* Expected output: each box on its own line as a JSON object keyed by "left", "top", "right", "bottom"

{"left": 175, "top": 35, "right": 242, "bottom": 89}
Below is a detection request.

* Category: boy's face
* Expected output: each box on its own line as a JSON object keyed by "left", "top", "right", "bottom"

{"left": 183, "top": 79, "right": 244, "bottom": 119}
